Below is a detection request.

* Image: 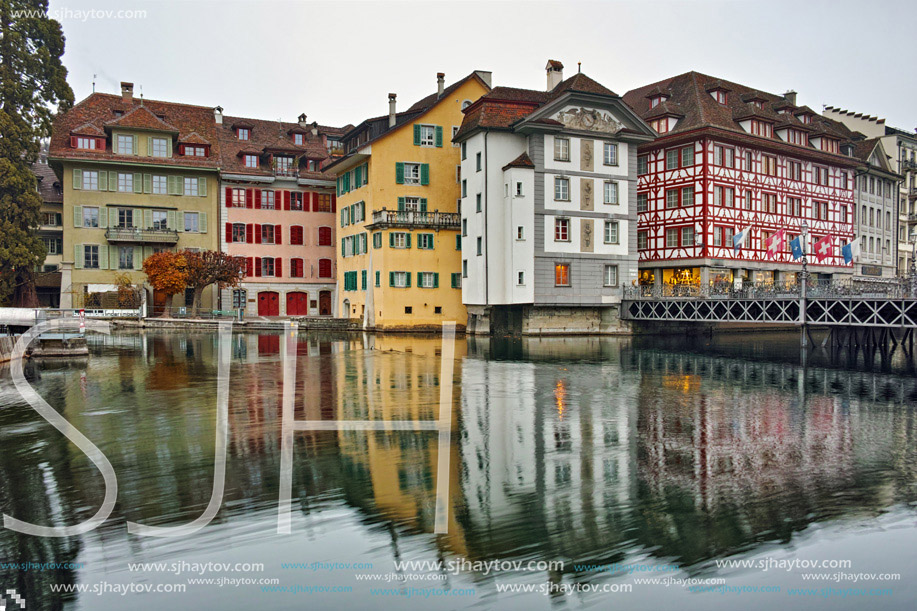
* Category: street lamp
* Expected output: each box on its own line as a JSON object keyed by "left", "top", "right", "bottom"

{"left": 800, "top": 221, "right": 809, "bottom": 348}
{"left": 910, "top": 230, "right": 917, "bottom": 297}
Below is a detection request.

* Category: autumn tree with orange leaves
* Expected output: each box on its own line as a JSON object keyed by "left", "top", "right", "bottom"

{"left": 142, "top": 251, "right": 187, "bottom": 316}
{"left": 183, "top": 250, "right": 245, "bottom": 311}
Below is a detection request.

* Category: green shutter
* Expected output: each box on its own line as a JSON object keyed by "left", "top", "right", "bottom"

{"left": 199, "top": 212, "right": 207, "bottom": 233}
{"left": 428, "top": 234, "right": 435, "bottom": 249}
{"left": 147, "top": 136, "right": 153, "bottom": 156}
{"left": 456, "top": 234, "right": 461, "bottom": 250}
{"left": 176, "top": 211, "right": 184, "bottom": 232}
{"left": 98, "top": 207, "right": 107, "bottom": 228}
{"left": 167, "top": 210, "right": 176, "bottom": 230}
{"left": 98, "top": 171, "right": 108, "bottom": 191}
{"left": 108, "top": 171, "right": 117, "bottom": 191}
{"left": 133, "top": 173, "right": 143, "bottom": 193}
{"left": 417, "top": 272, "right": 423, "bottom": 287}
{"left": 144, "top": 209, "right": 153, "bottom": 228}
{"left": 72, "top": 169, "right": 82, "bottom": 190}
{"left": 389, "top": 232, "right": 394, "bottom": 247}
{"left": 133, "top": 246, "right": 142, "bottom": 270}
{"left": 395, "top": 162, "right": 405, "bottom": 184}
{"left": 355, "top": 166, "right": 362, "bottom": 186}
{"left": 199, "top": 176, "right": 207, "bottom": 197}
{"left": 420, "top": 198, "right": 427, "bottom": 212}
{"left": 99, "top": 244, "right": 109, "bottom": 270}
{"left": 109, "top": 246, "right": 118, "bottom": 270}
{"left": 405, "top": 233, "right": 411, "bottom": 248}
{"left": 420, "top": 164, "right": 429, "bottom": 185}
{"left": 341, "top": 239, "right": 345, "bottom": 257}
{"left": 397, "top": 197, "right": 405, "bottom": 211}
{"left": 73, "top": 244, "right": 82, "bottom": 269}
{"left": 361, "top": 270, "right": 367, "bottom": 290}
{"left": 108, "top": 208, "right": 117, "bottom": 228}
{"left": 451, "top": 273, "right": 459, "bottom": 288}
{"left": 435, "top": 126, "right": 443, "bottom": 148}
{"left": 405, "top": 272, "right": 411, "bottom": 287}
{"left": 143, "top": 174, "right": 152, "bottom": 193}
{"left": 166, "top": 139, "right": 173, "bottom": 157}
{"left": 413, "top": 124, "right": 421, "bottom": 146}
{"left": 73, "top": 205, "right": 83, "bottom": 227}
{"left": 132, "top": 136, "right": 138, "bottom": 156}
{"left": 389, "top": 271, "right": 395, "bottom": 287}
{"left": 433, "top": 273, "right": 439, "bottom": 288}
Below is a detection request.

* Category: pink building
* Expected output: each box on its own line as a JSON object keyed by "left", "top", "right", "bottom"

{"left": 217, "top": 110, "right": 346, "bottom": 316}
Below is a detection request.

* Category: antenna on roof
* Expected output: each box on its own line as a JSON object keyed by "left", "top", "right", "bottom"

{"left": 578, "top": 62, "right": 581, "bottom": 74}
{"left": 92, "top": 74, "right": 96, "bottom": 93}
{"left": 139, "top": 85, "right": 143, "bottom": 106}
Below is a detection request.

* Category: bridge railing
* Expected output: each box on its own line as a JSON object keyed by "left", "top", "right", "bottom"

{"left": 624, "top": 278, "right": 910, "bottom": 300}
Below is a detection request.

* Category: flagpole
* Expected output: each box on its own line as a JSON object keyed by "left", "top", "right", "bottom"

{"left": 800, "top": 221, "right": 808, "bottom": 348}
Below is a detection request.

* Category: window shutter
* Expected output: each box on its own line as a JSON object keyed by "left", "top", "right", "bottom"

{"left": 389, "top": 233, "right": 394, "bottom": 247}
{"left": 355, "top": 166, "right": 362, "bottom": 186}
{"left": 133, "top": 173, "right": 143, "bottom": 193}
{"left": 199, "top": 212, "right": 207, "bottom": 234}
{"left": 435, "top": 126, "right": 443, "bottom": 148}
{"left": 132, "top": 137, "right": 138, "bottom": 155}
{"left": 395, "top": 162, "right": 405, "bottom": 184}
{"left": 255, "top": 224, "right": 262, "bottom": 244}
{"left": 143, "top": 174, "right": 152, "bottom": 193}
{"left": 109, "top": 247, "right": 118, "bottom": 270}
{"left": 255, "top": 257, "right": 262, "bottom": 276}
{"left": 284, "top": 190, "right": 291, "bottom": 210}
{"left": 74, "top": 244, "right": 83, "bottom": 269}
{"left": 304, "top": 191, "right": 312, "bottom": 212}
{"left": 420, "top": 198, "right": 427, "bottom": 212}
{"left": 73, "top": 206, "right": 83, "bottom": 227}
{"left": 246, "top": 224, "right": 253, "bottom": 243}
{"left": 99, "top": 244, "right": 109, "bottom": 269}
{"left": 144, "top": 209, "right": 153, "bottom": 228}
{"left": 199, "top": 176, "right": 207, "bottom": 197}
{"left": 405, "top": 272, "right": 411, "bottom": 287}
{"left": 433, "top": 273, "right": 439, "bottom": 288}
{"left": 417, "top": 272, "right": 422, "bottom": 287}
{"left": 246, "top": 257, "right": 253, "bottom": 277}
{"left": 167, "top": 210, "right": 176, "bottom": 230}
{"left": 110, "top": 171, "right": 119, "bottom": 191}
{"left": 225, "top": 187, "right": 232, "bottom": 207}
{"left": 275, "top": 258, "right": 282, "bottom": 277}
{"left": 246, "top": 188, "right": 254, "bottom": 209}
{"left": 56, "top": 237, "right": 62, "bottom": 254}
{"left": 389, "top": 272, "right": 395, "bottom": 287}
{"left": 361, "top": 270, "right": 366, "bottom": 290}
{"left": 420, "top": 164, "right": 429, "bottom": 185}
{"left": 341, "top": 239, "right": 345, "bottom": 257}
{"left": 98, "top": 208, "right": 107, "bottom": 228}
{"left": 405, "top": 233, "right": 411, "bottom": 248}
{"left": 413, "top": 124, "right": 421, "bottom": 146}
{"left": 98, "top": 171, "right": 108, "bottom": 191}
{"left": 331, "top": 194, "right": 336, "bottom": 212}
{"left": 456, "top": 234, "right": 461, "bottom": 250}
{"left": 147, "top": 136, "right": 153, "bottom": 156}
{"left": 176, "top": 211, "right": 184, "bottom": 232}
{"left": 254, "top": 189, "right": 261, "bottom": 209}
{"left": 274, "top": 224, "right": 280, "bottom": 244}
{"left": 166, "top": 139, "right": 172, "bottom": 157}
{"left": 108, "top": 208, "right": 117, "bottom": 228}
{"left": 398, "top": 197, "right": 405, "bottom": 211}
{"left": 167, "top": 176, "right": 178, "bottom": 195}
{"left": 72, "top": 169, "right": 82, "bottom": 190}
{"left": 134, "top": 246, "right": 143, "bottom": 270}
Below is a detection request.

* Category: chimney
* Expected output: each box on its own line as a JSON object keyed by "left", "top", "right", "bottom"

{"left": 388, "top": 93, "right": 397, "bottom": 128}
{"left": 214, "top": 106, "right": 223, "bottom": 124}
{"left": 546, "top": 60, "right": 564, "bottom": 91}
{"left": 784, "top": 90, "right": 797, "bottom": 106}
{"left": 474, "top": 70, "right": 492, "bottom": 88}
{"left": 121, "top": 81, "right": 134, "bottom": 104}
{"left": 298, "top": 113, "right": 308, "bottom": 128}
{"left": 437, "top": 72, "right": 445, "bottom": 97}
{"left": 311, "top": 121, "right": 319, "bottom": 136}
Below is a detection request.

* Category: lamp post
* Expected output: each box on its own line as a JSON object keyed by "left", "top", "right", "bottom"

{"left": 800, "top": 221, "right": 809, "bottom": 347}
{"left": 910, "top": 231, "right": 917, "bottom": 298}
{"left": 237, "top": 266, "right": 245, "bottom": 322}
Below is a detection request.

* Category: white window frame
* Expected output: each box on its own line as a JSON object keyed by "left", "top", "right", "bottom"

{"left": 82, "top": 171, "right": 99, "bottom": 191}
{"left": 419, "top": 125, "right": 435, "bottom": 147}
{"left": 404, "top": 163, "right": 421, "bottom": 185}
{"left": 554, "top": 177, "right": 570, "bottom": 201}
{"left": 150, "top": 138, "right": 168, "bottom": 157}
{"left": 244, "top": 155, "right": 258, "bottom": 168}
{"left": 420, "top": 272, "right": 435, "bottom": 288}
{"left": 603, "top": 265, "right": 618, "bottom": 287}
{"left": 604, "top": 220, "right": 619, "bottom": 245}
{"left": 184, "top": 211, "right": 199, "bottom": 233}
{"left": 118, "top": 173, "right": 133, "bottom": 192}
{"left": 84, "top": 244, "right": 99, "bottom": 269}
{"left": 152, "top": 175, "right": 167, "bottom": 194}
{"left": 393, "top": 271, "right": 409, "bottom": 288}
{"left": 554, "top": 137, "right": 570, "bottom": 162}
{"left": 152, "top": 210, "right": 168, "bottom": 230}
{"left": 184, "top": 177, "right": 200, "bottom": 196}
{"left": 392, "top": 232, "right": 408, "bottom": 249}
{"left": 604, "top": 181, "right": 619, "bottom": 205}
{"left": 116, "top": 134, "right": 134, "bottom": 155}
{"left": 603, "top": 142, "right": 618, "bottom": 166}
{"left": 83, "top": 206, "right": 99, "bottom": 228}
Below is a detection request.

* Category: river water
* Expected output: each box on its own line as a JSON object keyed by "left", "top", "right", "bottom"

{"left": 0, "top": 329, "right": 915, "bottom": 610}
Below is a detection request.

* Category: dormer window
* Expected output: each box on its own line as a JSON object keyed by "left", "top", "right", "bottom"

{"left": 786, "top": 129, "right": 807, "bottom": 146}
{"left": 113, "top": 110, "right": 124, "bottom": 118}
{"left": 821, "top": 138, "right": 839, "bottom": 154}
{"left": 181, "top": 145, "right": 206, "bottom": 157}
{"left": 244, "top": 154, "right": 259, "bottom": 168}
{"left": 750, "top": 120, "right": 773, "bottom": 138}
{"left": 237, "top": 128, "right": 250, "bottom": 141}
{"left": 711, "top": 90, "right": 727, "bottom": 104}
{"left": 650, "top": 95, "right": 666, "bottom": 109}
{"left": 73, "top": 137, "right": 102, "bottom": 150}
{"left": 327, "top": 139, "right": 342, "bottom": 154}
{"left": 798, "top": 114, "right": 812, "bottom": 125}
{"left": 293, "top": 133, "right": 304, "bottom": 145}
{"left": 752, "top": 100, "right": 763, "bottom": 109}
{"left": 651, "top": 118, "right": 670, "bottom": 134}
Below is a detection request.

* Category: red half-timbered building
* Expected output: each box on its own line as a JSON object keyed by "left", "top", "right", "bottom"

{"left": 623, "top": 72, "right": 859, "bottom": 288}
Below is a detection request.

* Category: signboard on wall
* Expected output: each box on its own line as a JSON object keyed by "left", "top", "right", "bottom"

{"left": 861, "top": 265, "right": 882, "bottom": 277}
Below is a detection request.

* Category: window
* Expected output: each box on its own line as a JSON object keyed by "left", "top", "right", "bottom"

{"left": 152, "top": 175, "right": 167, "bottom": 195}
{"left": 403, "top": 163, "right": 421, "bottom": 185}
{"left": 476, "top": 152, "right": 482, "bottom": 171}
{"left": 476, "top": 237, "right": 482, "bottom": 255}
{"left": 244, "top": 155, "right": 258, "bottom": 168}
{"left": 184, "top": 212, "right": 199, "bottom": 233}
{"left": 461, "top": 179, "right": 467, "bottom": 198}
{"left": 75, "top": 137, "right": 98, "bottom": 150}
{"left": 417, "top": 233, "right": 434, "bottom": 250}
{"left": 419, "top": 125, "right": 435, "bottom": 147}
{"left": 462, "top": 259, "right": 468, "bottom": 278}
{"left": 116, "top": 134, "right": 134, "bottom": 155}
{"left": 184, "top": 177, "right": 200, "bottom": 196}
{"left": 237, "top": 128, "right": 250, "bottom": 141}
{"left": 763, "top": 192, "right": 776, "bottom": 213}
{"left": 603, "top": 142, "right": 618, "bottom": 166}
{"left": 750, "top": 120, "right": 773, "bottom": 137}
{"left": 745, "top": 189, "right": 753, "bottom": 210}
{"left": 391, "top": 271, "right": 409, "bottom": 288}
{"left": 419, "top": 272, "right": 437, "bottom": 288}
{"left": 82, "top": 170, "right": 99, "bottom": 191}
{"left": 604, "top": 181, "right": 618, "bottom": 205}
{"left": 476, "top": 193, "right": 482, "bottom": 212}
{"left": 150, "top": 138, "right": 168, "bottom": 157}
{"left": 515, "top": 182, "right": 523, "bottom": 197}
{"left": 290, "top": 225, "right": 304, "bottom": 245}
{"left": 455, "top": 234, "right": 461, "bottom": 250}
{"left": 789, "top": 197, "right": 802, "bottom": 217}
{"left": 315, "top": 194, "right": 332, "bottom": 212}
{"left": 290, "top": 192, "right": 303, "bottom": 211}
{"left": 117, "top": 208, "right": 134, "bottom": 228}
{"left": 637, "top": 192, "right": 648, "bottom": 212}
{"left": 42, "top": 212, "right": 60, "bottom": 226}
{"left": 637, "top": 230, "right": 647, "bottom": 250}
{"left": 554, "top": 137, "right": 570, "bottom": 161}
{"left": 554, "top": 177, "right": 569, "bottom": 201}
{"left": 787, "top": 129, "right": 806, "bottom": 146}
{"left": 813, "top": 166, "right": 828, "bottom": 186}
{"left": 516, "top": 226, "right": 525, "bottom": 240}
{"left": 813, "top": 200, "right": 829, "bottom": 220}
{"left": 745, "top": 151, "right": 753, "bottom": 171}
{"left": 651, "top": 118, "right": 669, "bottom": 134}
{"left": 83, "top": 245, "right": 99, "bottom": 269}
{"left": 604, "top": 220, "right": 619, "bottom": 244}
{"left": 666, "top": 149, "right": 678, "bottom": 170}
{"left": 231, "top": 223, "right": 246, "bottom": 243}
{"left": 762, "top": 155, "right": 777, "bottom": 177}
{"left": 666, "top": 189, "right": 678, "bottom": 209}
{"left": 42, "top": 237, "right": 60, "bottom": 254}
{"left": 461, "top": 218, "right": 467, "bottom": 236}
{"left": 151, "top": 210, "right": 167, "bottom": 230}
{"left": 82, "top": 206, "right": 99, "bottom": 227}
{"left": 682, "top": 186, "right": 695, "bottom": 207}
{"left": 714, "top": 145, "right": 734, "bottom": 168}
{"left": 461, "top": 142, "right": 467, "bottom": 160}
{"left": 554, "top": 218, "right": 570, "bottom": 241}
{"left": 788, "top": 161, "right": 802, "bottom": 181}
{"left": 681, "top": 226, "right": 694, "bottom": 246}
{"left": 262, "top": 190, "right": 276, "bottom": 210}
{"left": 118, "top": 246, "right": 133, "bottom": 270}
{"left": 554, "top": 263, "right": 570, "bottom": 286}
{"left": 637, "top": 155, "right": 648, "bottom": 175}
{"left": 452, "top": 126, "right": 460, "bottom": 147}
{"left": 391, "top": 232, "right": 408, "bottom": 248}
{"left": 261, "top": 257, "right": 275, "bottom": 277}
{"left": 183, "top": 145, "right": 205, "bottom": 157}
{"left": 681, "top": 146, "right": 695, "bottom": 167}
{"left": 666, "top": 227, "right": 678, "bottom": 248}
{"left": 517, "top": 271, "right": 525, "bottom": 286}
{"left": 711, "top": 90, "right": 727, "bottom": 104}
{"left": 118, "top": 173, "right": 133, "bottom": 192}
{"left": 713, "top": 226, "right": 722, "bottom": 247}
{"left": 603, "top": 265, "right": 618, "bottom": 287}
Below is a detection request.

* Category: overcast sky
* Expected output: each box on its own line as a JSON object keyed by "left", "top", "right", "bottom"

{"left": 49, "top": 0, "right": 916, "bottom": 132}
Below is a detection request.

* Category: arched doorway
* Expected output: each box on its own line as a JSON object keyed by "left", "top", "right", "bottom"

{"left": 258, "top": 291, "right": 280, "bottom": 316}
{"left": 286, "top": 292, "right": 308, "bottom": 316}
{"left": 319, "top": 291, "right": 332, "bottom": 316}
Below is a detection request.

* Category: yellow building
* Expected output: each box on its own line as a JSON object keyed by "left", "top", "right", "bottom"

{"left": 327, "top": 71, "right": 491, "bottom": 331}
{"left": 49, "top": 82, "right": 221, "bottom": 312}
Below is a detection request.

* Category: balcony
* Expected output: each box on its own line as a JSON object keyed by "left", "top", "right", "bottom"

{"left": 909, "top": 187, "right": 917, "bottom": 199}
{"left": 105, "top": 227, "right": 179, "bottom": 244}
{"left": 909, "top": 213, "right": 917, "bottom": 223}
{"left": 273, "top": 166, "right": 299, "bottom": 179}
{"left": 902, "top": 159, "right": 917, "bottom": 172}
{"left": 368, "top": 209, "right": 461, "bottom": 230}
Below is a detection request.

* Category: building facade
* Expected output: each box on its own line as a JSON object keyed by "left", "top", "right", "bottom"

{"left": 217, "top": 112, "right": 344, "bottom": 317}
{"left": 850, "top": 139, "right": 899, "bottom": 278}
{"left": 49, "top": 82, "right": 220, "bottom": 312}
{"left": 32, "top": 156, "right": 64, "bottom": 306}
{"left": 455, "top": 61, "right": 656, "bottom": 335}
{"left": 823, "top": 106, "right": 917, "bottom": 275}
{"left": 623, "top": 74, "right": 858, "bottom": 289}
{"left": 327, "top": 71, "right": 492, "bottom": 331}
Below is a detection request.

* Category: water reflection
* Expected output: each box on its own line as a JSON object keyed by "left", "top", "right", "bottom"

{"left": 0, "top": 330, "right": 913, "bottom": 609}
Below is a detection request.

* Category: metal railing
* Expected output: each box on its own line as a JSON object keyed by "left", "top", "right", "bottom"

{"left": 370, "top": 209, "right": 461, "bottom": 229}
{"left": 105, "top": 227, "right": 179, "bottom": 243}
{"left": 273, "top": 166, "right": 299, "bottom": 178}
{"left": 624, "top": 278, "right": 911, "bottom": 300}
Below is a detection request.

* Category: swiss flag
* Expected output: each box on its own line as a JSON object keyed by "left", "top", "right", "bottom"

{"left": 765, "top": 228, "right": 785, "bottom": 258}
{"left": 814, "top": 234, "right": 834, "bottom": 262}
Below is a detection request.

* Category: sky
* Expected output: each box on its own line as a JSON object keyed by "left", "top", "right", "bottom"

{"left": 48, "top": 0, "right": 917, "bottom": 132}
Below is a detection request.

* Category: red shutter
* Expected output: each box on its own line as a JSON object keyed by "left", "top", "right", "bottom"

{"left": 255, "top": 224, "right": 262, "bottom": 244}
{"left": 275, "top": 224, "right": 282, "bottom": 245}
{"left": 225, "top": 223, "right": 233, "bottom": 243}
{"left": 225, "top": 187, "right": 233, "bottom": 207}
{"left": 303, "top": 192, "right": 311, "bottom": 212}
{"left": 254, "top": 257, "right": 262, "bottom": 277}
{"left": 331, "top": 194, "right": 336, "bottom": 212}
{"left": 254, "top": 189, "right": 262, "bottom": 209}
{"left": 246, "top": 223, "right": 253, "bottom": 244}
{"left": 245, "top": 188, "right": 253, "bottom": 208}
{"left": 275, "top": 258, "right": 282, "bottom": 277}
{"left": 246, "top": 257, "right": 253, "bottom": 277}
{"left": 284, "top": 190, "right": 291, "bottom": 210}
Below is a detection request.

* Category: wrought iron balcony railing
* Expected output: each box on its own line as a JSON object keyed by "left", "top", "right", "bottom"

{"left": 105, "top": 227, "right": 179, "bottom": 244}
{"left": 369, "top": 209, "right": 461, "bottom": 230}
{"left": 624, "top": 278, "right": 909, "bottom": 300}
{"left": 273, "top": 166, "right": 299, "bottom": 178}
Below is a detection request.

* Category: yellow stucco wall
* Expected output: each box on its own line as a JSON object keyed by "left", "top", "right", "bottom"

{"left": 336, "top": 78, "right": 488, "bottom": 330}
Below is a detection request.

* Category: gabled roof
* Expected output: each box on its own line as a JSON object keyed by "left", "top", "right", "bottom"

{"left": 104, "top": 105, "right": 179, "bottom": 133}
{"left": 178, "top": 131, "right": 210, "bottom": 145}
{"left": 502, "top": 152, "right": 535, "bottom": 171}
{"left": 70, "top": 122, "right": 105, "bottom": 137}
{"left": 31, "top": 161, "right": 63, "bottom": 203}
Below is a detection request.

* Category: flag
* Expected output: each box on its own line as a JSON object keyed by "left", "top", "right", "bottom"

{"left": 842, "top": 240, "right": 860, "bottom": 265}
{"left": 766, "top": 228, "right": 786, "bottom": 258}
{"left": 790, "top": 235, "right": 804, "bottom": 260}
{"left": 733, "top": 226, "right": 752, "bottom": 252}
{"left": 814, "top": 234, "right": 834, "bottom": 263}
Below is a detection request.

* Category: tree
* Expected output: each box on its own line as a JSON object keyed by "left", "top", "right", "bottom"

{"left": 142, "top": 251, "right": 187, "bottom": 316}
{"left": 183, "top": 250, "right": 245, "bottom": 312}
{"left": 0, "top": 0, "right": 73, "bottom": 305}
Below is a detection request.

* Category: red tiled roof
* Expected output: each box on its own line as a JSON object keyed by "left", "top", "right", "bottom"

{"left": 178, "top": 131, "right": 210, "bottom": 145}
{"left": 31, "top": 161, "right": 63, "bottom": 203}
{"left": 502, "top": 152, "right": 535, "bottom": 171}
{"left": 70, "top": 122, "right": 105, "bottom": 137}
{"left": 104, "top": 105, "right": 179, "bottom": 132}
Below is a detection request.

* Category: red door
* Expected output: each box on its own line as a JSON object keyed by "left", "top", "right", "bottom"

{"left": 286, "top": 292, "right": 308, "bottom": 316}
{"left": 319, "top": 291, "right": 331, "bottom": 316}
{"left": 258, "top": 291, "right": 279, "bottom": 316}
